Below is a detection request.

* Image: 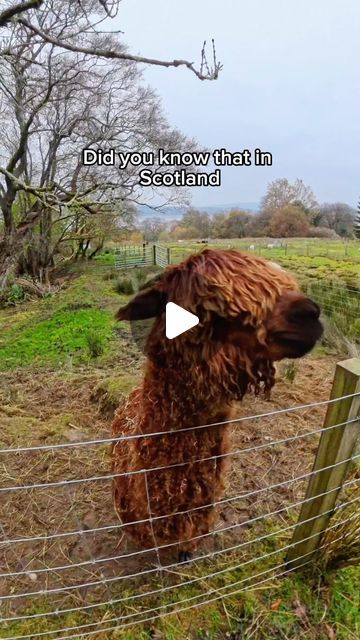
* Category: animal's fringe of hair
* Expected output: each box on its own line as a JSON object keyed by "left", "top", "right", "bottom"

{"left": 160, "top": 249, "right": 298, "bottom": 324}
{"left": 144, "top": 248, "right": 295, "bottom": 403}
{"left": 250, "top": 358, "right": 276, "bottom": 399}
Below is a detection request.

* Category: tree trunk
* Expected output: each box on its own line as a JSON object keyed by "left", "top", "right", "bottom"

{"left": 0, "top": 201, "right": 44, "bottom": 293}
{"left": 0, "top": 235, "right": 21, "bottom": 294}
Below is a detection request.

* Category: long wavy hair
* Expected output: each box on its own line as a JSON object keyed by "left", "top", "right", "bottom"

{"left": 119, "top": 249, "right": 299, "bottom": 411}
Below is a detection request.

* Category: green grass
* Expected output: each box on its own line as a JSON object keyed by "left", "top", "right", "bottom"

{"left": 1, "top": 248, "right": 358, "bottom": 373}
{"left": 0, "top": 263, "right": 163, "bottom": 371}
{"left": 0, "top": 306, "right": 112, "bottom": 369}
{"left": 173, "top": 238, "right": 360, "bottom": 261}
{"left": 167, "top": 243, "right": 360, "bottom": 288}
{"left": 303, "top": 281, "right": 360, "bottom": 342}
{"left": 0, "top": 269, "right": 123, "bottom": 371}
{"left": 2, "top": 560, "right": 358, "bottom": 639}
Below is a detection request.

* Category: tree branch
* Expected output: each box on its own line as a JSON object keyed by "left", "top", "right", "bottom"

{"left": 18, "top": 18, "right": 222, "bottom": 80}
{"left": 0, "top": 0, "right": 43, "bottom": 27}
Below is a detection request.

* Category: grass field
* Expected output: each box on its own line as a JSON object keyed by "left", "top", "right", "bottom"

{"left": 97, "top": 239, "right": 360, "bottom": 289}
{"left": 0, "top": 255, "right": 359, "bottom": 640}
{"left": 166, "top": 239, "right": 360, "bottom": 290}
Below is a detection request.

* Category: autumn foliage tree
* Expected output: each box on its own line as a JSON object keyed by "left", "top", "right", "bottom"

{"left": 268, "top": 205, "right": 311, "bottom": 238}
{"left": 261, "top": 178, "right": 318, "bottom": 218}
{"left": 210, "top": 209, "right": 251, "bottom": 238}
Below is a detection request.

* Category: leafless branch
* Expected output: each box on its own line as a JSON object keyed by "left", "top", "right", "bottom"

{"left": 0, "top": 0, "right": 43, "bottom": 28}
{"left": 17, "top": 17, "right": 222, "bottom": 80}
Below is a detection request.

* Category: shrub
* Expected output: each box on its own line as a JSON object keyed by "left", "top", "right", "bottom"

{"left": 282, "top": 361, "right": 298, "bottom": 383}
{"left": 134, "top": 269, "right": 148, "bottom": 287}
{"left": 307, "top": 226, "right": 339, "bottom": 239}
{"left": 85, "top": 330, "right": 105, "bottom": 358}
{"left": 114, "top": 277, "right": 134, "bottom": 295}
{"left": 102, "top": 269, "right": 117, "bottom": 281}
{"left": 6, "top": 284, "right": 25, "bottom": 306}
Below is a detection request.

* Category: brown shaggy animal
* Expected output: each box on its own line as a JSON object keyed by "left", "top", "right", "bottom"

{"left": 112, "top": 249, "right": 323, "bottom": 559}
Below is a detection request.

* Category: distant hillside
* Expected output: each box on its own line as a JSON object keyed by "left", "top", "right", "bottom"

{"left": 138, "top": 202, "right": 259, "bottom": 220}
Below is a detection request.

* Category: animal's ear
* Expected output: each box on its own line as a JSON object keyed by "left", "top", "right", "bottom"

{"left": 116, "top": 287, "right": 167, "bottom": 321}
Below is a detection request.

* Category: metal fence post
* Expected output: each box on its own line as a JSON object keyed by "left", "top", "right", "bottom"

{"left": 286, "top": 358, "right": 360, "bottom": 568}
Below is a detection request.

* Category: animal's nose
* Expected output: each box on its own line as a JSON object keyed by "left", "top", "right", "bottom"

{"left": 288, "top": 298, "right": 321, "bottom": 322}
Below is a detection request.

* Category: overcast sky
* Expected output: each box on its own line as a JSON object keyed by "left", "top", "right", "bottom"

{"left": 114, "top": 0, "right": 359, "bottom": 208}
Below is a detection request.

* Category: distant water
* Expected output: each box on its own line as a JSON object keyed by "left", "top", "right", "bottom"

{"left": 138, "top": 202, "right": 259, "bottom": 219}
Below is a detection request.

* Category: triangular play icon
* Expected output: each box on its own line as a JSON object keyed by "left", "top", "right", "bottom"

{"left": 165, "top": 302, "right": 199, "bottom": 339}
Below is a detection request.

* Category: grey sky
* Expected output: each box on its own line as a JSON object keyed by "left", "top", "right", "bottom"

{"left": 115, "top": 0, "right": 360, "bottom": 207}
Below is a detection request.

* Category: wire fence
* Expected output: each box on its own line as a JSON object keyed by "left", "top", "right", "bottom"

{"left": 96, "top": 241, "right": 360, "bottom": 267}
{"left": 1, "top": 381, "right": 359, "bottom": 639}
{"left": 95, "top": 244, "right": 360, "bottom": 337}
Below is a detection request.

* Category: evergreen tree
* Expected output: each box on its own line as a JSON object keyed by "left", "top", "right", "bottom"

{"left": 354, "top": 198, "right": 360, "bottom": 239}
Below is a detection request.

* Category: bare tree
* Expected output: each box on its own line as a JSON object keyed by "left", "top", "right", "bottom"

{"left": 0, "top": 1, "right": 203, "bottom": 290}
{"left": 261, "top": 178, "right": 318, "bottom": 217}
{"left": 318, "top": 203, "right": 356, "bottom": 238}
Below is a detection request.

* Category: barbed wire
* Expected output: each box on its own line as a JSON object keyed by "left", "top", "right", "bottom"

{"left": 1, "top": 392, "right": 358, "bottom": 454}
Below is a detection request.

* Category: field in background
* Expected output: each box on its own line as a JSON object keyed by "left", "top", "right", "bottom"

{"left": 167, "top": 238, "right": 360, "bottom": 260}
{"left": 97, "top": 238, "right": 360, "bottom": 289}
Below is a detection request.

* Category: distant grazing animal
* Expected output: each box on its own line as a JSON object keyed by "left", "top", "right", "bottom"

{"left": 112, "top": 249, "right": 323, "bottom": 560}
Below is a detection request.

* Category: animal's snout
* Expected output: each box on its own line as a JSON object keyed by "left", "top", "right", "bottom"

{"left": 288, "top": 298, "right": 321, "bottom": 323}
{"left": 267, "top": 292, "right": 324, "bottom": 361}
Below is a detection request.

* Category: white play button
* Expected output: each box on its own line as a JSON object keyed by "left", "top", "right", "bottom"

{"left": 165, "top": 302, "right": 199, "bottom": 339}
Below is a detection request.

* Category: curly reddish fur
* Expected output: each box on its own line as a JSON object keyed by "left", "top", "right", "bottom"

{"left": 111, "top": 249, "right": 322, "bottom": 554}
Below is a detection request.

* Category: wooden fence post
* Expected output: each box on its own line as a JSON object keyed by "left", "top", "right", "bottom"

{"left": 152, "top": 244, "right": 156, "bottom": 266}
{"left": 286, "top": 358, "right": 360, "bottom": 569}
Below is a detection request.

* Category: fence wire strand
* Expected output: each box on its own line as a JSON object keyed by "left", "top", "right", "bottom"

{"left": 1, "top": 532, "right": 349, "bottom": 640}
{"left": 1, "top": 504, "right": 359, "bottom": 605}
{"left": 2, "top": 475, "right": 359, "bottom": 548}
{"left": 1, "top": 392, "right": 358, "bottom": 455}
{"left": 1, "top": 422, "right": 359, "bottom": 494}
{"left": 2, "top": 491, "right": 360, "bottom": 580}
